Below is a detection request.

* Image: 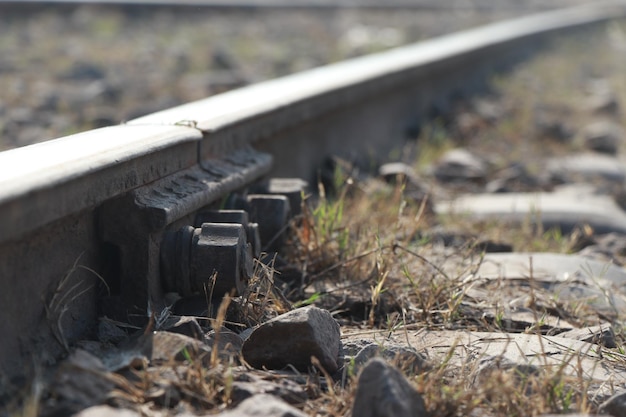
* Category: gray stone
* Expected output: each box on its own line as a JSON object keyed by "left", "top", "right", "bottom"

{"left": 599, "top": 391, "right": 626, "bottom": 417}
{"left": 242, "top": 306, "right": 341, "bottom": 373}
{"left": 433, "top": 148, "right": 487, "bottom": 183}
{"left": 218, "top": 394, "right": 308, "bottom": 417}
{"left": 582, "top": 120, "right": 624, "bottom": 154}
{"left": 351, "top": 357, "right": 427, "bottom": 417}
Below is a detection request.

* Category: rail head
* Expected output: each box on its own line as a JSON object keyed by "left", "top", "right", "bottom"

{"left": 0, "top": 125, "right": 201, "bottom": 242}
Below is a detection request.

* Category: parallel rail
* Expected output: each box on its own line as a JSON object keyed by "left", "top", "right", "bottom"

{"left": 1, "top": 1, "right": 625, "bottom": 388}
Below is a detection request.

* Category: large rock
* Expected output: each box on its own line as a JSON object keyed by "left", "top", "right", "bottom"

{"left": 242, "top": 306, "right": 341, "bottom": 373}
{"left": 351, "top": 358, "right": 427, "bottom": 417}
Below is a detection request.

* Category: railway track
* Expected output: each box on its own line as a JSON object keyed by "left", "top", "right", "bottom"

{"left": 1, "top": 1, "right": 626, "bottom": 411}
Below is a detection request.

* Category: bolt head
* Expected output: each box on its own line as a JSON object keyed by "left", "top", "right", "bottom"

{"left": 190, "top": 222, "right": 250, "bottom": 296}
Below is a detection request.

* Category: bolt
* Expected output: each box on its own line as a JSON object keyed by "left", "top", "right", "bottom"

{"left": 195, "top": 210, "right": 262, "bottom": 258}
{"left": 161, "top": 223, "right": 252, "bottom": 297}
{"left": 191, "top": 223, "right": 252, "bottom": 297}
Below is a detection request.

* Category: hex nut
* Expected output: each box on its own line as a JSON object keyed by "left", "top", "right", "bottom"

{"left": 161, "top": 222, "right": 252, "bottom": 298}
{"left": 189, "top": 222, "right": 252, "bottom": 296}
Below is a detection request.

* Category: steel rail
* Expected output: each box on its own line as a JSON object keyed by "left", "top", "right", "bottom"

{"left": 0, "top": 1, "right": 625, "bottom": 389}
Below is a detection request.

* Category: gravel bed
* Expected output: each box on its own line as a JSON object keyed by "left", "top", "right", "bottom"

{"left": 0, "top": 0, "right": 592, "bottom": 150}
